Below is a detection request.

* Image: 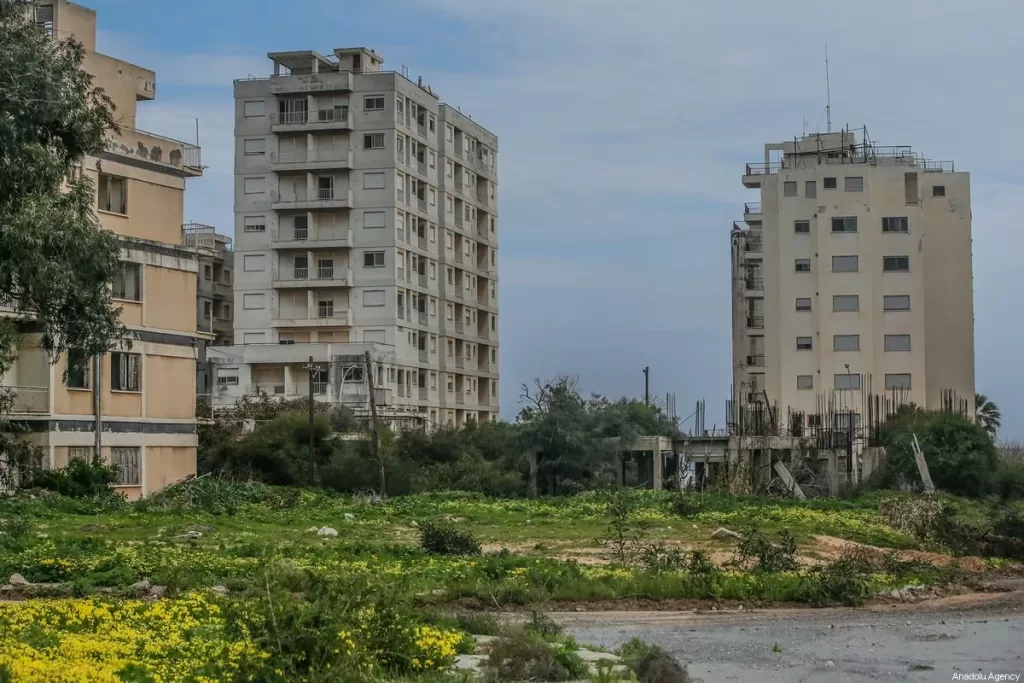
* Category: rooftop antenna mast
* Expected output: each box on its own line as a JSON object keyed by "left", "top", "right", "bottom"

{"left": 825, "top": 45, "right": 832, "bottom": 133}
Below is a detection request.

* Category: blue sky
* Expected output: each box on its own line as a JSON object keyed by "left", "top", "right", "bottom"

{"left": 88, "top": 0, "right": 1024, "bottom": 439}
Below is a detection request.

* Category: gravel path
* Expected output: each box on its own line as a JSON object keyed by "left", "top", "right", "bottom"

{"left": 557, "top": 588, "right": 1024, "bottom": 682}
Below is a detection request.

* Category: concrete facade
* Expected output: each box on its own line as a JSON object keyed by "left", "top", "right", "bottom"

{"left": 2, "top": 1, "right": 206, "bottom": 498}
{"left": 732, "top": 130, "right": 975, "bottom": 431}
{"left": 226, "top": 48, "right": 499, "bottom": 429}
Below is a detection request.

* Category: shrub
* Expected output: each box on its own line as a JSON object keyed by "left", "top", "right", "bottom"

{"left": 22, "top": 458, "right": 119, "bottom": 499}
{"left": 484, "top": 629, "right": 587, "bottom": 682}
{"left": 604, "top": 487, "right": 647, "bottom": 564}
{"left": 638, "top": 543, "right": 687, "bottom": 573}
{"left": 733, "top": 526, "right": 798, "bottom": 572}
{"left": 619, "top": 639, "right": 695, "bottom": 683}
{"left": 805, "top": 548, "right": 873, "bottom": 606}
{"left": 878, "top": 495, "right": 945, "bottom": 539}
{"left": 420, "top": 521, "right": 481, "bottom": 556}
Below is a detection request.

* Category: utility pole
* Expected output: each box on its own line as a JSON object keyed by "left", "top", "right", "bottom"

{"left": 303, "top": 355, "right": 315, "bottom": 485}
{"left": 643, "top": 366, "right": 650, "bottom": 406}
{"left": 364, "top": 350, "right": 385, "bottom": 497}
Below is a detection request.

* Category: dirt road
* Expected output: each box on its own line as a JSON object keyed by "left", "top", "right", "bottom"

{"left": 557, "top": 587, "right": 1024, "bottom": 682}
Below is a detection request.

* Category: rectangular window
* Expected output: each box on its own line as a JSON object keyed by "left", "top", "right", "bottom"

{"left": 363, "top": 289, "right": 385, "bottom": 307}
{"left": 795, "top": 259, "right": 811, "bottom": 272}
{"left": 796, "top": 336, "right": 813, "bottom": 350}
{"left": 783, "top": 181, "right": 797, "bottom": 196}
{"left": 216, "top": 374, "right": 239, "bottom": 386}
{"left": 795, "top": 298, "right": 812, "bottom": 311}
{"left": 113, "top": 262, "right": 142, "bottom": 301}
{"left": 243, "top": 100, "right": 265, "bottom": 117}
{"left": 446, "top": 231, "right": 454, "bottom": 249}
{"left": 429, "top": 151, "right": 436, "bottom": 169}
{"left": 396, "top": 97, "right": 404, "bottom": 115}
{"left": 363, "top": 251, "right": 385, "bottom": 268}
{"left": 243, "top": 254, "right": 266, "bottom": 271}
{"left": 834, "top": 373, "right": 862, "bottom": 390}
{"left": 66, "top": 349, "right": 90, "bottom": 389}
{"left": 882, "top": 216, "right": 909, "bottom": 233}
{"left": 831, "top": 217, "right": 857, "bottom": 233}
{"left": 833, "top": 294, "right": 859, "bottom": 312}
{"left": 110, "top": 352, "right": 141, "bottom": 392}
{"left": 796, "top": 375, "right": 813, "bottom": 390}
{"left": 794, "top": 220, "right": 810, "bottom": 234}
{"left": 883, "top": 255, "right": 910, "bottom": 272}
{"left": 68, "top": 447, "right": 94, "bottom": 463}
{"left": 833, "top": 334, "right": 860, "bottom": 351}
{"left": 905, "top": 172, "right": 919, "bottom": 204}
{"left": 805, "top": 181, "right": 816, "bottom": 198}
{"left": 823, "top": 177, "right": 837, "bottom": 189}
{"left": 98, "top": 174, "right": 127, "bottom": 214}
{"left": 243, "top": 139, "right": 265, "bottom": 155}
{"left": 885, "top": 334, "right": 912, "bottom": 351}
{"left": 110, "top": 447, "right": 140, "bottom": 486}
{"left": 243, "top": 177, "right": 265, "bottom": 194}
{"left": 364, "top": 211, "right": 385, "bottom": 229}
{"left": 885, "top": 373, "right": 912, "bottom": 390}
{"left": 932, "top": 185, "right": 946, "bottom": 197}
{"left": 363, "top": 172, "right": 385, "bottom": 189}
{"left": 832, "top": 255, "right": 859, "bottom": 272}
{"left": 883, "top": 295, "right": 911, "bottom": 311}
{"left": 844, "top": 176, "right": 864, "bottom": 192}
{"left": 243, "top": 216, "right": 265, "bottom": 233}
{"left": 242, "top": 293, "right": 265, "bottom": 309}
{"left": 363, "top": 133, "right": 385, "bottom": 149}
{"left": 429, "top": 188, "right": 436, "bottom": 206}
{"left": 364, "top": 95, "right": 385, "bottom": 111}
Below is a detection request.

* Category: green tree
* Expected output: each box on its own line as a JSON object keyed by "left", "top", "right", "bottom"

{"left": 0, "top": 0, "right": 126, "bottom": 481}
{"left": 975, "top": 393, "right": 1001, "bottom": 440}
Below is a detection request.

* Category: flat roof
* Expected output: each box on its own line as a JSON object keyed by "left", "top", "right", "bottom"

{"left": 267, "top": 50, "right": 335, "bottom": 71}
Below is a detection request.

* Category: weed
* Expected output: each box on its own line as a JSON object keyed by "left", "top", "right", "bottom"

{"left": 604, "top": 487, "right": 648, "bottom": 564}
{"left": 772, "top": 642, "right": 782, "bottom": 653}
{"left": 450, "top": 612, "right": 501, "bottom": 637}
{"left": 484, "top": 629, "right": 587, "bottom": 682}
{"left": 420, "top": 522, "right": 481, "bottom": 556}
{"left": 733, "top": 526, "right": 798, "bottom": 572}
{"left": 619, "top": 639, "right": 695, "bottom": 683}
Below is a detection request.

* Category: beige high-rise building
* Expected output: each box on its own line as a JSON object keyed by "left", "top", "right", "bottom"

{"left": 731, "top": 130, "right": 974, "bottom": 433}
{"left": 220, "top": 48, "right": 499, "bottom": 428}
{"left": 2, "top": 1, "right": 205, "bottom": 496}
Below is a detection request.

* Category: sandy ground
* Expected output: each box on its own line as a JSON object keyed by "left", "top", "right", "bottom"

{"left": 557, "top": 582, "right": 1024, "bottom": 682}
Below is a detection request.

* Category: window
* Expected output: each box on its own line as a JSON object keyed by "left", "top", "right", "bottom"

{"left": 805, "top": 181, "right": 816, "bottom": 198}
{"left": 795, "top": 259, "right": 811, "bottom": 272}
{"left": 795, "top": 298, "right": 812, "bottom": 311}
{"left": 429, "top": 262, "right": 437, "bottom": 279}
{"left": 885, "top": 373, "right": 912, "bottom": 390}
{"left": 879, "top": 216, "right": 909, "bottom": 234}
{"left": 364, "top": 133, "right": 385, "bottom": 149}
{"left": 243, "top": 100, "right": 265, "bottom": 117}
{"left": 113, "top": 262, "right": 142, "bottom": 301}
{"left": 243, "top": 177, "right": 265, "bottom": 194}
{"left": 885, "top": 334, "right": 912, "bottom": 352}
{"left": 68, "top": 447, "right": 94, "bottom": 463}
{"left": 243, "top": 293, "right": 265, "bottom": 309}
{"left": 98, "top": 174, "right": 127, "bottom": 213}
{"left": 243, "top": 216, "right": 266, "bottom": 233}
{"left": 363, "top": 172, "right": 385, "bottom": 189}
{"left": 363, "top": 251, "right": 385, "bottom": 268}
{"left": 429, "top": 188, "right": 436, "bottom": 206}
{"left": 363, "top": 289, "right": 385, "bottom": 307}
{"left": 203, "top": 264, "right": 212, "bottom": 280}
{"left": 364, "top": 95, "right": 385, "bottom": 111}
{"left": 243, "top": 139, "right": 265, "bottom": 155}
{"left": 797, "top": 375, "right": 813, "bottom": 390}
{"left": 844, "top": 176, "right": 864, "bottom": 192}
{"left": 110, "top": 352, "right": 141, "bottom": 392}
{"left": 445, "top": 195, "right": 453, "bottom": 213}
{"left": 445, "top": 231, "right": 454, "bottom": 249}
{"left": 66, "top": 349, "right": 90, "bottom": 389}
{"left": 396, "top": 97, "right": 404, "bottom": 115}
{"left": 823, "top": 177, "right": 837, "bottom": 189}
{"left": 833, "top": 334, "right": 860, "bottom": 351}
{"left": 833, "top": 294, "right": 859, "bottom": 312}
{"left": 834, "top": 373, "right": 861, "bottom": 390}
{"left": 883, "top": 255, "right": 910, "bottom": 272}
{"left": 832, "top": 255, "right": 859, "bottom": 272}
{"left": 831, "top": 217, "right": 857, "bottom": 233}
{"left": 364, "top": 211, "right": 385, "bottom": 229}
{"left": 243, "top": 254, "right": 265, "bottom": 271}
{"left": 794, "top": 220, "right": 810, "bottom": 234}
{"left": 429, "top": 225, "right": 436, "bottom": 242}
{"left": 883, "top": 295, "right": 911, "bottom": 311}
{"left": 446, "top": 268, "right": 453, "bottom": 284}
{"left": 796, "top": 336, "right": 813, "bottom": 350}
{"left": 783, "top": 181, "right": 797, "bottom": 196}
{"left": 932, "top": 185, "right": 946, "bottom": 197}
{"left": 429, "top": 151, "right": 436, "bottom": 169}
{"left": 445, "top": 160, "right": 453, "bottom": 178}
{"left": 111, "top": 447, "right": 140, "bottom": 486}
{"left": 445, "top": 125, "right": 453, "bottom": 142}
{"left": 446, "top": 339, "right": 454, "bottom": 356}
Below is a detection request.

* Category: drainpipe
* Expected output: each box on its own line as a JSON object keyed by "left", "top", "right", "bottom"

{"left": 93, "top": 354, "right": 103, "bottom": 460}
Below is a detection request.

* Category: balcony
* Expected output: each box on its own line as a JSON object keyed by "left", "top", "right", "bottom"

{"left": 104, "top": 126, "right": 202, "bottom": 177}
{"left": 271, "top": 306, "right": 352, "bottom": 328}
{"left": 743, "top": 202, "right": 762, "bottom": 224}
{"left": 477, "top": 327, "right": 490, "bottom": 341}
{"left": 270, "top": 148, "right": 353, "bottom": 172}
{"left": 418, "top": 311, "right": 428, "bottom": 325}
{"left": 742, "top": 162, "right": 780, "bottom": 188}
{"left": 418, "top": 386, "right": 429, "bottom": 399}
{"left": 746, "top": 316, "right": 765, "bottom": 329}
{"left": 272, "top": 188, "right": 353, "bottom": 211}
{"left": 455, "top": 393, "right": 465, "bottom": 405}
{"left": 746, "top": 354, "right": 765, "bottom": 367}
{"left": 212, "top": 281, "right": 232, "bottom": 299}
{"left": 744, "top": 232, "right": 763, "bottom": 254}
{"left": 272, "top": 266, "right": 353, "bottom": 289}
{"left": 419, "top": 349, "right": 428, "bottom": 362}
{"left": 456, "top": 356, "right": 465, "bottom": 369}
{"left": 272, "top": 226, "right": 353, "bottom": 250}
{"left": 7, "top": 386, "right": 48, "bottom": 414}
{"left": 269, "top": 71, "right": 353, "bottom": 95}
{"left": 455, "top": 320, "right": 464, "bottom": 334}
{"left": 744, "top": 276, "right": 764, "bottom": 292}
{"left": 269, "top": 108, "right": 352, "bottom": 133}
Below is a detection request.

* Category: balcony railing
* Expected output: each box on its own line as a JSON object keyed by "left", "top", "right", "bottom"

{"left": 317, "top": 187, "right": 333, "bottom": 200}
{"left": 746, "top": 316, "right": 765, "bottom": 329}
{"left": 745, "top": 277, "right": 764, "bottom": 290}
{"left": 106, "top": 126, "right": 202, "bottom": 175}
{"left": 293, "top": 267, "right": 309, "bottom": 279}
{"left": 744, "top": 162, "right": 781, "bottom": 176}
{"left": 746, "top": 354, "right": 765, "bottom": 367}
{"left": 744, "top": 234, "right": 763, "bottom": 252}
{"left": 271, "top": 111, "right": 309, "bottom": 125}
{"left": 744, "top": 202, "right": 762, "bottom": 214}
{"left": 8, "top": 386, "right": 49, "bottom": 414}
{"left": 318, "top": 265, "right": 334, "bottom": 279}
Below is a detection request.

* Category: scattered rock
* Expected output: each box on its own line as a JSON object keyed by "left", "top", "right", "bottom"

{"left": 190, "top": 525, "right": 215, "bottom": 533}
{"left": 576, "top": 649, "right": 621, "bottom": 664}
{"left": 317, "top": 526, "right": 339, "bottom": 538}
{"left": 130, "top": 579, "right": 152, "bottom": 594}
{"left": 824, "top": 660, "right": 835, "bottom": 669}
{"left": 305, "top": 526, "right": 319, "bottom": 533}
{"left": 343, "top": 513, "right": 355, "bottom": 521}
{"left": 711, "top": 527, "right": 742, "bottom": 540}
{"left": 183, "top": 530, "right": 202, "bottom": 541}
{"left": 889, "top": 589, "right": 902, "bottom": 600}
{"left": 409, "top": 520, "right": 419, "bottom": 528}
{"left": 9, "top": 574, "right": 30, "bottom": 587}
{"left": 525, "top": 519, "right": 532, "bottom": 525}
{"left": 211, "top": 585, "right": 230, "bottom": 596}
{"left": 453, "top": 654, "right": 487, "bottom": 674}
{"left": 36, "top": 533, "right": 48, "bottom": 539}
{"left": 148, "top": 585, "right": 167, "bottom": 599}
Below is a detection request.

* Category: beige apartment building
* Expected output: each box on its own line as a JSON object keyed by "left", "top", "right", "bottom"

{"left": 731, "top": 130, "right": 974, "bottom": 434}
{"left": 220, "top": 48, "right": 499, "bottom": 428}
{"left": 3, "top": 1, "right": 204, "bottom": 497}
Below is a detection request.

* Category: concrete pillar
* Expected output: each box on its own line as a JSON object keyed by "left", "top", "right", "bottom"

{"left": 274, "top": 62, "right": 280, "bottom": 76}
{"left": 828, "top": 449, "right": 839, "bottom": 495}
{"left": 652, "top": 449, "right": 664, "bottom": 491}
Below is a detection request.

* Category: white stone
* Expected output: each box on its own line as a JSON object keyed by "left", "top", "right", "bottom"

{"left": 184, "top": 530, "right": 202, "bottom": 541}
{"left": 130, "top": 579, "right": 152, "bottom": 592}
{"left": 211, "top": 585, "right": 230, "bottom": 596}
{"left": 317, "top": 526, "right": 339, "bottom": 538}
{"left": 711, "top": 527, "right": 742, "bottom": 539}
{"left": 305, "top": 526, "right": 319, "bottom": 533}
{"left": 8, "top": 574, "right": 29, "bottom": 587}
{"left": 343, "top": 513, "right": 355, "bottom": 521}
